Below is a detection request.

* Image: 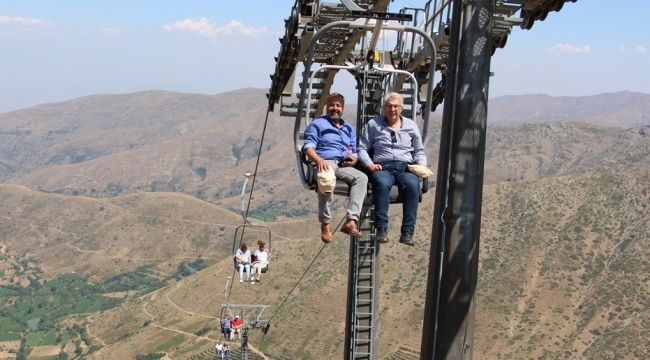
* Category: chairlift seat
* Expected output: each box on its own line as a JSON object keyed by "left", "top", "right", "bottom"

{"left": 233, "top": 257, "right": 269, "bottom": 273}
{"left": 303, "top": 159, "right": 428, "bottom": 203}
{"left": 232, "top": 223, "right": 272, "bottom": 274}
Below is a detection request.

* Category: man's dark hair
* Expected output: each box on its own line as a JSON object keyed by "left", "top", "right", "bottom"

{"left": 327, "top": 92, "right": 345, "bottom": 106}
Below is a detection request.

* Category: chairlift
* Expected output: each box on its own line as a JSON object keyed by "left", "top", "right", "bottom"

{"left": 234, "top": 172, "right": 272, "bottom": 273}
{"left": 232, "top": 223, "right": 272, "bottom": 273}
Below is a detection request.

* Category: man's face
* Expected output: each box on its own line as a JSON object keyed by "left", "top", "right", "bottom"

{"left": 326, "top": 99, "right": 344, "bottom": 121}
{"left": 384, "top": 99, "right": 403, "bottom": 122}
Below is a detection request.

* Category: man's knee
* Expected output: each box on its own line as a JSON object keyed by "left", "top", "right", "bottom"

{"left": 372, "top": 172, "right": 393, "bottom": 190}
{"left": 400, "top": 173, "right": 420, "bottom": 190}
{"left": 356, "top": 173, "right": 368, "bottom": 186}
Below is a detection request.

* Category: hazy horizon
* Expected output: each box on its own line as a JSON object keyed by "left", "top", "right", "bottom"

{"left": 1, "top": 1, "right": 648, "bottom": 111}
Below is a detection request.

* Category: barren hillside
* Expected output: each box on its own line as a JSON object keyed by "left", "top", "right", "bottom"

{"left": 2, "top": 170, "right": 647, "bottom": 359}
{"left": 1, "top": 89, "right": 648, "bottom": 359}
{"left": 2, "top": 90, "right": 648, "bottom": 220}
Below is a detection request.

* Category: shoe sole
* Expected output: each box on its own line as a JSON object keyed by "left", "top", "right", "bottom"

{"left": 341, "top": 230, "right": 363, "bottom": 237}
{"left": 399, "top": 240, "right": 415, "bottom": 246}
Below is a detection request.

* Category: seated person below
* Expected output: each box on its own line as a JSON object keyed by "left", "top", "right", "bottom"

{"left": 234, "top": 243, "right": 252, "bottom": 282}
{"left": 303, "top": 92, "right": 368, "bottom": 243}
{"left": 357, "top": 92, "right": 427, "bottom": 246}
{"left": 220, "top": 315, "right": 232, "bottom": 340}
{"left": 231, "top": 315, "right": 243, "bottom": 340}
{"left": 251, "top": 240, "right": 270, "bottom": 282}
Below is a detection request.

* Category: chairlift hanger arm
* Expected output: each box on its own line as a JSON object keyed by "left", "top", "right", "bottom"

{"left": 294, "top": 20, "right": 437, "bottom": 147}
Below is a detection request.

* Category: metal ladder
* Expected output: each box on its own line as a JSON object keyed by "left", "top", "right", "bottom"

{"left": 269, "top": 0, "right": 391, "bottom": 116}
{"left": 346, "top": 204, "right": 379, "bottom": 360}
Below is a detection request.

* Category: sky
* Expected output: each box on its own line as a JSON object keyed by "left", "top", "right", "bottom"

{"left": 0, "top": 0, "right": 648, "bottom": 112}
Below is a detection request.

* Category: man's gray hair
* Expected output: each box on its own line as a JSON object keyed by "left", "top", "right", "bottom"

{"left": 383, "top": 92, "right": 403, "bottom": 104}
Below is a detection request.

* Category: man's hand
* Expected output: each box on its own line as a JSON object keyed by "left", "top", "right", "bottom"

{"left": 316, "top": 159, "right": 330, "bottom": 172}
{"left": 340, "top": 155, "right": 358, "bottom": 167}
{"left": 305, "top": 148, "right": 330, "bottom": 172}
{"left": 368, "top": 163, "right": 382, "bottom": 172}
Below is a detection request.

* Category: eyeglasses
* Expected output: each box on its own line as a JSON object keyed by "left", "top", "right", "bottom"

{"left": 390, "top": 131, "right": 397, "bottom": 144}
{"left": 384, "top": 104, "right": 402, "bottom": 109}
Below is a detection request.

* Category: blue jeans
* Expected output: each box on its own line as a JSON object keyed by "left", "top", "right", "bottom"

{"left": 371, "top": 161, "right": 420, "bottom": 233}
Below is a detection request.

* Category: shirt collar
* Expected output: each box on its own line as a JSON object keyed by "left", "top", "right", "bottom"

{"left": 380, "top": 115, "right": 403, "bottom": 129}
{"left": 325, "top": 115, "right": 345, "bottom": 127}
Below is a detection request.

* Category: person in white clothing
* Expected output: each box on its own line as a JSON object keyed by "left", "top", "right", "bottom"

{"left": 234, "top": 243, "right": 252, "bottom": 283}
{"left": 251, "top": 241, "right": 271, "bottom": 282}
{"left": 214, "top": 341, "right": 224, "bottom": 358}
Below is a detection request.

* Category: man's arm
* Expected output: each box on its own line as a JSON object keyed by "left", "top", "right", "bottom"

{"left": 304, "top": 147, "right": 330, "bottom": 172}
{"left": 411, "top": 126, "right": 427, "bottom": 165}
{"left": 358, "top": 120, "right": 382, "bottom": 172}
{"left": 339, "top": 124, "right": 358, "bottom": 167}
{"left": 303, "top": 120, "right": 331, "bottom": 172}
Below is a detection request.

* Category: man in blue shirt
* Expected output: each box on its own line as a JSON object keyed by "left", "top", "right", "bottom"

{"left": 304, "top": 93, "right": 368, "bottom": 242}
{"left": 221, "top": 316, "right": 232, "bottom": 340}
{"left": 358, "top": 92, "right": 427, "bottom": 246}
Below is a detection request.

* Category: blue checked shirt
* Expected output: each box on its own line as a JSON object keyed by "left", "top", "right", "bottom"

{"left": 358, "top": 115, "right": 426, "bottom": 167}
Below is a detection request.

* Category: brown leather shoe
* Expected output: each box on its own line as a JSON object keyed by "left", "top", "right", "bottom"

{"left": 321, "top": 223, "right": 333, "bottom": 243}
{"left": 341, "top": 219, "right": 363, "bottom": 237}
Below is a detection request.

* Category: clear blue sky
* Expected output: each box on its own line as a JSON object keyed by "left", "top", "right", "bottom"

{"left": 0, "top": 0, "right": 648, "bottom": 111}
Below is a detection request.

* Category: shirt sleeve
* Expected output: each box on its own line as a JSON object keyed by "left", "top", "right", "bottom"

{"left": 349, "top": 125, "right": 358, "bottom": 154}
{"left": 357, "top": 123, "right": 373, "bottom": 167}
{"left": 303, "top": 121, "right": 319, "bottom": 150}
{"left": 411, "top": 125, "right": 427, "bottom": 165}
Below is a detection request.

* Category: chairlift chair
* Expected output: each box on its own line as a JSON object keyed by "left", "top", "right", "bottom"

{"left": 232, "top": 223, "right": 272, "bottom": 273}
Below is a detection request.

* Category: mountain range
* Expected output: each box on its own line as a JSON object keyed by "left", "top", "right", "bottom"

{"left": 0, "top": 89, "right": 648, "bottom": 359}
{"left": 1, "top": 89, "right": 649, "bottom": 219}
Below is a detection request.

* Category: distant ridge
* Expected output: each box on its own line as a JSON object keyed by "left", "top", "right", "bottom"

{"left": 1, "top": 88, "right": 648, "bottom": 219}
{"left": 489, "top": 90, "right": 650, "bottom": 127}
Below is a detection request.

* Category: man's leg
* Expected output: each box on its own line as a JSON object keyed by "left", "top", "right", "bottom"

{"left": 317, "top": 192, "right": 333, "bottom": 225}
{"left": 396, "top": 171, "right": 420, "bottom": 245}
{"left": 237, "top": 264, "right": 244, "bottom": 282}
{"left": 370, "top": 170, "right": 395, "bottom": 230}
{"left": 317, "top": 167, "right": 334, "bottom": 242}
{"left": 336, "top": 166, "right": 368, "bottom": 222}
{"left": 245, "top": 265, "right": 252, "bottom": 281}
{"left": 318, "top": 191, "right": 334, "bottom": 242}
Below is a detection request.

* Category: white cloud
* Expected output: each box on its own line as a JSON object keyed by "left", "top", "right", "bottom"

{"left": 162, "top": 18, "right": 267, "bottom": 39}
{"left": 548, "top": 43, "right": 591, "bottom": 56}
{"left": 101, "top": 27, "right": 121, "bottom": 37}
{"left": 617, "top": 46, "right": 646, "bottom": 54}
{"left": 0, "top": 16, "right": 49, "bottom": 26}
